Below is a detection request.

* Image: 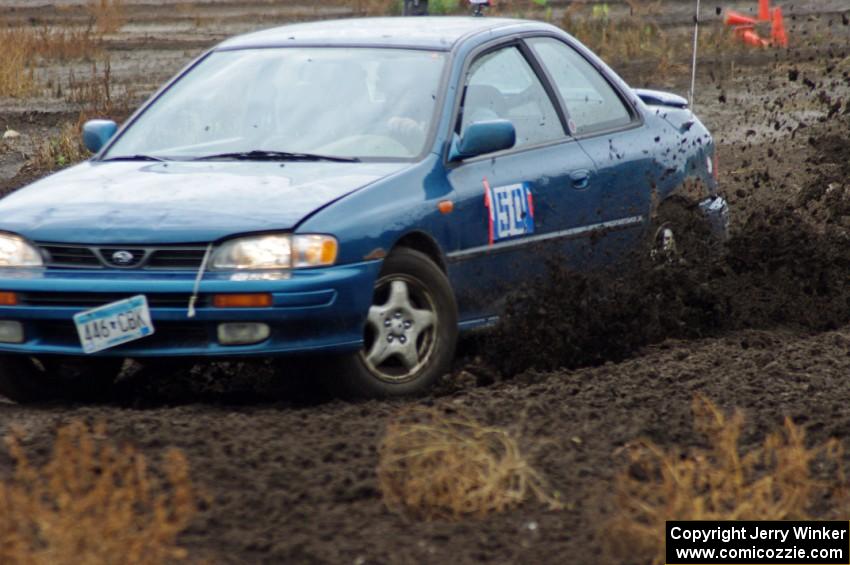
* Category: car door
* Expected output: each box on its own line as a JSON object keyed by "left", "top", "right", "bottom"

{"left": 527, "top": 37, "right": 653, "bottom": 263}
{"left": 445, "top": 43, "right": 599, "bottom": 322}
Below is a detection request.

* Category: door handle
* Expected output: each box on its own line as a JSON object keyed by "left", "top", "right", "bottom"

{"left": 570, "top": 169, "right": 591, "bottom": 190}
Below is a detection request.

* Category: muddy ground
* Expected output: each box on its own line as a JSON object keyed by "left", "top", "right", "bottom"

{"left": 2, "top": 1, "right": 850, "bottom": 564}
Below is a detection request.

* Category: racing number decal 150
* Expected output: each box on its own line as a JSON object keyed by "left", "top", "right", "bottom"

{"left": 483, "top": 178, "right": 535, "bottom": 245}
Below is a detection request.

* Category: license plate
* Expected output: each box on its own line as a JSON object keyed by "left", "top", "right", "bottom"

{"left": 74, "top": 295, "right": 155, "bottom": 354}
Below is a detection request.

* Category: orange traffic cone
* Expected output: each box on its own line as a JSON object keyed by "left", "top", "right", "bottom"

{"left": 771, "top": 6, "right": 788, "bottom": 47}
{"left": 725, "top": 10, "right": 757, "bottom": 27}
{"left": 758, "top": 0, "right": 770, "bottom": 21}
{"left": 737, "top": 27, "right": 769, "bottom": 47}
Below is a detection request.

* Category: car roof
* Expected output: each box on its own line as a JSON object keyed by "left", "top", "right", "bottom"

{"left": 217, "top": 17, "right": 551, "bottom": 51}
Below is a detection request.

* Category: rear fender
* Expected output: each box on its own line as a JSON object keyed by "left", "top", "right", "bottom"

{"left": 649, "top": 107, "right": 718, "bottom": 201}
{"left": 648, "top": 107, "right": 726, "bottom": 241}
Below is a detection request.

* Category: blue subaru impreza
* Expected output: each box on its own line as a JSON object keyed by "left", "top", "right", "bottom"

{"left": 0, "top": 17, "right": 728, "bottom": 401}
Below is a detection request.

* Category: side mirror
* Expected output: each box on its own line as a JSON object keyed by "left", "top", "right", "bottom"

{"left": 449, "top": 119, "right": 516, "bottom": 161}
{"left": 82, "top": 120, "right": 118, "bottom": 153}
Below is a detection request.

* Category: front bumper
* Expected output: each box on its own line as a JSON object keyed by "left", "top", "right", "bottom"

{"left": 0, "top": 261, "right": 381, "bottom": 357}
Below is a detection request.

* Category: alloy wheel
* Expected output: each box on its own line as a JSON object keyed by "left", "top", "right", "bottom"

{"left": 360, "top": 275, "right": 438, "bottom": 384}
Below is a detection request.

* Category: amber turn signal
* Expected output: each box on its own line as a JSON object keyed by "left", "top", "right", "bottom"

{"left": 213, "top": 293, "right": 273, "bottom": 308}
{"left": 0, "top": 292, "right": 18, "bottom": 306}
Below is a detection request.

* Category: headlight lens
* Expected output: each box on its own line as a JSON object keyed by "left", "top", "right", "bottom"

{"left": 0, "top": 233, "right": 43, "bottom": 267}
{"left": 292, "top": 235, "right": 339, "bottom": 268}
{"left": 210, "top": 234, "right": 337, "bottom": 270}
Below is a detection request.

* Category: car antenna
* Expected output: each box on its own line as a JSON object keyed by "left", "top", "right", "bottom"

{"left": 187, "top": 243, "right": 213, "bottom": 319}
{"left": 469, "top": 0, "right": 490, "bottom": 16}
{"left": 688, "top": 0, "right": 701, "bottom": 111}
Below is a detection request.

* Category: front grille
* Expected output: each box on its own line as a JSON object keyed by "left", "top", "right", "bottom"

{"left": 147, "top": 248, "right": 208, "bottom": 270}
{"left": 40, "top": 245, "right": 101, "bottom": 268}
{"left": 34, "top": 321, "right": 210, "bottom": 349}
{"left": 20, "top": 292, "right": 206, "bottom": 309}
{"left": 38, "top": 243, "right": 208, "bottom": 271}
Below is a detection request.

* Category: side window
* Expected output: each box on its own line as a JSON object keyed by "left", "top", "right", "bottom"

{"left": 460, "top": 46, "right": 564, "bottom": 149}
{"left": 528, "top": 37, "right": 632, "bottom": 136}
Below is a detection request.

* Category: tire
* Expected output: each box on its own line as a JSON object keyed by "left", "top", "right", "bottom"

{"left": 325, "top": 247, "right": 458, "bottom": 398}
{"left": 0, "top": 355, "right": 123, "bottom": 403}
{"left": 649, "top": 195, "right": 715, "bottom": 264}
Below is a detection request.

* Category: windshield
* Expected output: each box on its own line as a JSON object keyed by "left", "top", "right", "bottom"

{"left": 105, "top": 47, "right": 447, "bottom": 161}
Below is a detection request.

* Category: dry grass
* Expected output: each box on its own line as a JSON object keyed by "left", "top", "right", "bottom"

{"left": 87, "top": 0, "right": 127, "bottom": 34}
{"left": 0, "top": 25, "right": 102, "bottom": 97}
{"left": 562, "top": 1, "right": 678, "bottom": 76}
{"left": 0, "top": 0, "right": 124, "bottom": 99}
{"left": 176, "top": 2, "right": 204, "bottom": 28}
{"left": 489, "top": 0, "right": 552, "bottom": 18}
{"left": 0, "top": 33, "right": 36, "bottom": 97}
{"left": 346, "top": 0, "right": 398, "bottom": 16}
{"left": 1, "top": 25, "right": 101, "bottom": 62}
{"left": 345, "top": 0, "right": 463, "bottom": 16}
{"left": 378, "top": 407, "right": 562, "bottom": 520}
{"left": 27, "top": 59, "right": 137, "bottom": 175}
{"left": 0, "top": 420, "right": 198, "bottom": 565}
{"left": 66, "top": 59, "right": 136, "bottom": 123}
{"left": 561, "top": 0, "right": 733, "bottom": 78}
{"left": 609, "top": 396, "right": 845, "bottom": 565}
{"left": 32, "top": 26, "right": 102, "bottom": 61}
{"left": 27, "top": 122, "right": 90, "bottom": 174}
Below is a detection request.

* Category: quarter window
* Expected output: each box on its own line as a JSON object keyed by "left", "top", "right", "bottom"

{"left": 460, "top": 46, "right": 564, "bottom": 149}
{"left": 528, "top": 37, "right": 632, "bottom": 136}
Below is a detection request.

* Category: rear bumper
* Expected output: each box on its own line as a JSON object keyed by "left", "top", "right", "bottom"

{"left": 700, "top": 195, "right": 730, "bottom": 242}
{"left": 0, "top": 261, "right": 381, "bottom": 357}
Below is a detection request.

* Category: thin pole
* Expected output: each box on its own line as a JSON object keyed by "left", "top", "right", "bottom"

{"left": 689, "top": 0, "right": 701, "bottom": 110}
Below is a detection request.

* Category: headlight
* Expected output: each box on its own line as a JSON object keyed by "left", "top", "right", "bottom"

{"left": 210, "top": 234, "right": 337, "bottom": 270}
{"left": 0, "top": 233, "right": 43, "bottom": 267}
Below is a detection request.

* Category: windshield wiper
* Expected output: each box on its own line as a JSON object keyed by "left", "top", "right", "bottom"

{"left": 193, "top": 150, "right": 360, "bottom": 163}
{"left": 101, "top": 154, "right": 169, "bottom": 162}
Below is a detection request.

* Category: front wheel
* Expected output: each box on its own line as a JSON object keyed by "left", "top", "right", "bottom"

{"left": 325, "top": 248, "right": 458, "bottom": 398}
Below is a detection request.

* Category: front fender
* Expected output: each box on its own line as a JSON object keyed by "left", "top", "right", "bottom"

{"left": 297, "top": 154, "right": 454, "bottom": 267}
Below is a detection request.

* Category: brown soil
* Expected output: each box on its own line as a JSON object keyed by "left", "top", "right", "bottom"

{"left": 2, "top": 2, "right": 850, "bottom": 564}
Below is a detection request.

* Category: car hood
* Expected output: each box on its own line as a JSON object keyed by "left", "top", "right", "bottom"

{"left": 0, "top": 160, "right": 407, "bottom": 244}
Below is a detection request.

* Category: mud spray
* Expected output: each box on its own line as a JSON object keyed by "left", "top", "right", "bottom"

{"left": 485, "top": 115, "right": 850, "bottom": 377}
